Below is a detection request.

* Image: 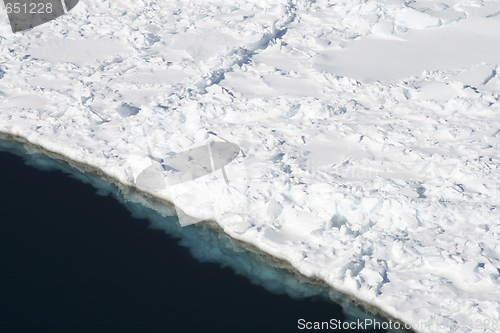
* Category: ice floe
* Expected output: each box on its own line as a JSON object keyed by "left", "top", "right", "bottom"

{"left": 1, "top": 0, "right": 500, "bottom": 331}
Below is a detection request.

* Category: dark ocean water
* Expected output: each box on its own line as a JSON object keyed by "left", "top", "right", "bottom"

{"left": 0, "top": 144, "right": 389, "bottom": 333}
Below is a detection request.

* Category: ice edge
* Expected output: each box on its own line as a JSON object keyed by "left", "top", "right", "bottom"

{"left": 0, "top": 130, "right": 415, "bottom": 332}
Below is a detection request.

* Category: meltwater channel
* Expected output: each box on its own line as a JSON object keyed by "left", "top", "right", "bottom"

{"left": 0, "top": 138, "right": 394, "bottom": 333}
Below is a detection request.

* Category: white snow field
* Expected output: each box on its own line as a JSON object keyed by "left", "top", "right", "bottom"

{"left": 1, "top": 0, "right": 500, "bottom": 331}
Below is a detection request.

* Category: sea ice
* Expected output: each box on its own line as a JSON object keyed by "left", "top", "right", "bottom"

{"left": 1, "top": 0, "right": 500, "bottom": 332}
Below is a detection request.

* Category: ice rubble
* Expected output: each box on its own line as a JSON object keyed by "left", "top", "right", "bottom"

{"left": 1, "top": 0, "right": 500, "bottom": 332}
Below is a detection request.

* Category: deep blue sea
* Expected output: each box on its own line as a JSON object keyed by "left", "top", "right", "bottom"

{"left": 0, "top": 143, "right": 390, "bottom": 333}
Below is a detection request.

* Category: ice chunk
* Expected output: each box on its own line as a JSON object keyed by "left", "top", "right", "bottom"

{"left": 448, "top": 65, "right": 496, "bottom": 88}
{"left": 116, "top": 103, "right": 140, "bottom": 118}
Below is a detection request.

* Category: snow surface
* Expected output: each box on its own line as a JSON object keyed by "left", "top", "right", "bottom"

{"left": 1, "top": 0, "right": 500, "bottom": 331}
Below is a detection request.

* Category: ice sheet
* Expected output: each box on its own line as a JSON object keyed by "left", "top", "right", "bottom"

{"left": 1, "top": 0, "right": 500, "bottom": 331}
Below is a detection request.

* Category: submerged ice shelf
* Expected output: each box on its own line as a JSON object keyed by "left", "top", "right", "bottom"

{"left": 1, "top": 0, "right": 500, "bottom": 332}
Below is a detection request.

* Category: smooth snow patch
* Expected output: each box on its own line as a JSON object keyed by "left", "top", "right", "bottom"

{"left": 26, "top": 38, "right": 130, "bottom": 67}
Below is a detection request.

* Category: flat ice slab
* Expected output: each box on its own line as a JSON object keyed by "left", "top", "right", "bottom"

{"left": 1, "top": 0, "right": 500, "bottom": 332}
